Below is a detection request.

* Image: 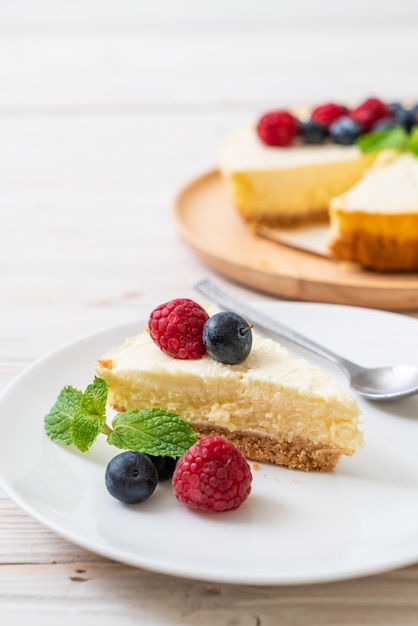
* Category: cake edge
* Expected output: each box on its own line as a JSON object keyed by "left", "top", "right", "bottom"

{"left": 189, "top": 422, "right": 342, "bottom": 472}
{"left": 112, "top": 402, "right": 343, "bottom": 472}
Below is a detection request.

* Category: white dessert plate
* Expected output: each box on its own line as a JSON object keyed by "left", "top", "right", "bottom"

{"left": 1, "top": 302, "right": 418, "bottom": 586}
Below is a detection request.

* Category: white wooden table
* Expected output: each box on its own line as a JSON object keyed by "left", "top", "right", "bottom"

{"left": 1, "top": 2, "right": 418, "bottom": 623}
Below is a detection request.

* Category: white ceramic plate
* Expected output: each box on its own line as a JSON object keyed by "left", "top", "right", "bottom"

{"left": 1, "top": 302, "right": 418, "bottom": 586}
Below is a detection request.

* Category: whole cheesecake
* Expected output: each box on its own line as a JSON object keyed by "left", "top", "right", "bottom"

{"left": 95, "top": 323, "right": 362, "bottom": 472}
{"left": 328, "top": 151, "right": 418, "bottom": 271}
{"left": 219, "top": 99, "right": 418, "bottom": 271}
{"left": 220, "top": 125, "right": 377, "bottom": 226}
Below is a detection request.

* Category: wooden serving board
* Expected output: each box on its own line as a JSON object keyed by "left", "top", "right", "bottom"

{"left": 173, "top": 169, "right": 418, "bottom": 311}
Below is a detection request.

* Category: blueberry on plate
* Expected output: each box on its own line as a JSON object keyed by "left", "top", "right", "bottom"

{"left": 203, "top": 311, "right": 253, "bottom": 365}
{"left": 146, "top": 454, "right": 177, "bottom": 481}
{"left": 329, "top": 116, "right": 362, "bottom": 145}
{"left": 300, "top": 120, "right": 328, "bottom": 145}
{"left": 105, "top": 451, "right": 158, "bottom": 504}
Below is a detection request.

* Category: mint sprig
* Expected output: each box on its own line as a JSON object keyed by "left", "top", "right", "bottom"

{"left": 44, "top": 385, "right": 83, "bottom": 446}
{"left": 44, "top": 377, "right": 197, "bottom": 457}
{"left": 356, "top": 124, "right": 418, "bottom": 155}
{"left": 108, "top": 408, "right": 198, "bottom": 457}
{"left": 408, "top": 127, "right": 418, "bottom": 156}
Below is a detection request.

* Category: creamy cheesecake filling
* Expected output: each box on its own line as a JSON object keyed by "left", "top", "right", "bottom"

{"left": 219, "top": 126, "right": 368, "bottom": 171}
{"left": 219, "top": 126, "right": 377, "bottom": 223}
{"left": 328, "top": 151, "right": 418, "bottom": 270}
{"left": 330, "top": 151, "right": 418, "bottom": 214}
{"left": 225, "top": 160, "right": 375, "bottom": 221}
{"left": 95, "top": 329, "right": 362, "bottom": 466}
{"left": 329, "top": 211, "right": 418, "bottom": 240}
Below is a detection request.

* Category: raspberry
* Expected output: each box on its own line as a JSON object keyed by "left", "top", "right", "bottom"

{"left": 310, "top": 102, "right": 348, "bottom": 128}
{"left": 349, "top": 97, "right": 390, "bottom": 132}
{"left": 148, "top": 298, "right": 209, "bottom": 359}
{"left": 172, "top": 436, "right": 252, "bottom": 513}
{"left": 256, "top": 110, "right": 299, "bottom": 146}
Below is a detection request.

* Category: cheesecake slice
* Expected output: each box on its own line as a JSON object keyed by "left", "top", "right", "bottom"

{"left": 219, "top": 126, "right": 377, "bottom": 226}
{"left": 95, "top": 324, "right": 362, "bottom": 472}
{"left": 328, "top": 151, "right": 418, "bottom": 271}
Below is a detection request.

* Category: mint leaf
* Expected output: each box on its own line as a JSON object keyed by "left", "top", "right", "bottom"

{"left": 70, "top": 377, "right": 109, "bottom": 452}
{"left": 108, "top": 408, "right": 197, "bottom": 458}
{"left": 82, "top": 377, "right": 108, "bottom": 418}
{"left": 44, "top": 386, "right": 83, "bottom": 445}
{"left": 72, "top": 409, "right": 107, "bottom": 452}
{"left": 44, "top": 377, "right": 109, "bottom": 452}
{"left": 356, "top": 126, "right": 409, "bottom": 154}
{"left": 407, "top": 126, "right": 418, "bottom": 156}
{"left": 44, "top": 379, "right": 197, "bottom": 458}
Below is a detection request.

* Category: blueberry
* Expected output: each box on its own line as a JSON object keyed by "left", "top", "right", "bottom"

{"left": 146, "top": 455, "right": 177, "bottom": 481}
{"left": 329, "top": 116, "right": 362, "bottom": 145}
{"left": 105, "top": 451, "right": 158, "bottom": 504}
{"left": 203, "top": 312, "right": 253, "bottom": 365}
{"left": 388, "top": 101, "right": 404, "bottom": 113}
{"left": 300, "top": 120, "right": 328, "bottom": 145}
{"left": 394, "top": 107, "right": 416, "bottom": 132}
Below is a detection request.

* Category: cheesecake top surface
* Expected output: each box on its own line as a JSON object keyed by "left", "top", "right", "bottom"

{"left": 97, "top": 326, "right": 357, "bottom": 406}
{"left": 219, "top": 126, "right": 364, "bottom": 172}
{"left": 330, "top": 151, "right": 418, "bottom": 213}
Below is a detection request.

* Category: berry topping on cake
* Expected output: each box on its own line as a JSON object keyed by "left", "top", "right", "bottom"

{"left": 300, "top": 120, "right": 328, "bottom": 144}
{"left": 253, "top": 97, "right": 417, "bottom": 151}
{"left": 329, "top": 116, "right": 363, "bottom": 145}
{"left": 310, "top": 102, "right": 348, "bottom": 128}
{"left": 172, "top": 436, "right": 252, "bottom": 512}
{"left": 105, "top": 451, "right": 159, "bottom": 504}
{"left": 202, "top": 311, "right": 253, "bottom": 364}
{"left": 256, "top": 110, "right": 300, "bottom": 146}
{"left": 349, "top": 97, "right": 390, "bottom": 132}
{"left": 148, "top": 298, "right": 209, "bottom": 359}
{"left": 388, "top": 102, "right": 418, "bottom": 132}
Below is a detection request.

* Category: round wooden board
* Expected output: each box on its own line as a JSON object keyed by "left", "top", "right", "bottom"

{"left": 173, "top": 169, "right": 418, "bottom": 311}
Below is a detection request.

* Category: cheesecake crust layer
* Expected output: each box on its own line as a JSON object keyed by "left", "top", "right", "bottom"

{"left": 250, "top": 209, "right": 329, "bottom": 228}
{"left": 110, "top": 405, "right": 341, "bottom": 472}
{"left": 189, "top": 422, "right": 341, "bottom": 472}
{"left": 328, "top": 214, "right": 418, "bottom": 271}
{"left": 224, "top": 155, "right": 375, "bottom": 226}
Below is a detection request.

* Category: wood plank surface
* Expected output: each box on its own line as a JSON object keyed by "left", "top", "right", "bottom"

{"left": 1, "top": 1, "right": 418, "bottom": 624}
{"left": 2, "top": 561, "right": 418, "bottom": 626}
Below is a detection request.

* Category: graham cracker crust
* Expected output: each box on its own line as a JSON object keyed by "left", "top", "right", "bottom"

{"left": 246, "top": 210, "right": 329, "bottom": 229}
{"left": 112, "top": 403, "right": 342, "bottom": 472}
{"left": 189, "top": 422, "right": 342, "bottom": 472}
{"left": 329, "top": 231, "right": 418, "bottom": 271}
